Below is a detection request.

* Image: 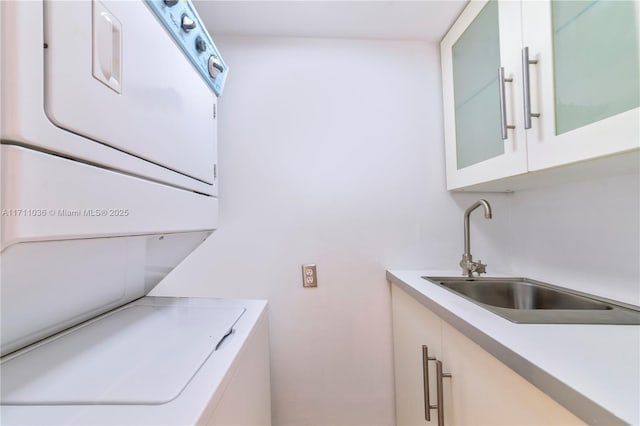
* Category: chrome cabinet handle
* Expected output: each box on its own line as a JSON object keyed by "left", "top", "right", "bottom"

{"left": 422, "top": 347, "right": 452, "bottom": 425}
{"left": 498, "top": 67, "right": 515, "bottom": 140}
{"left": 435, "top": 360, "right": 452, "bottom": 426}
{"left": 422, "top": 345, "right": 436, "bottom": 421}
{"left": 522, "top": 47, "right": 540, "bottom": 129}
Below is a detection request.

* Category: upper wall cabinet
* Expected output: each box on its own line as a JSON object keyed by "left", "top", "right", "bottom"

{"left": 522, "top": 1, "right": 639, "bottom": 171}
{"left": 441, "top": 0, "right": 640, "bottom": 191}
{"left": 441, "top": 1, "right": 528, "bottom": 190}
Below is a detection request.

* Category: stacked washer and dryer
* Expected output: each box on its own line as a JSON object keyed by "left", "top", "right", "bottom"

{"left": 0, "top": 1, "right": 271, "bottom": 424}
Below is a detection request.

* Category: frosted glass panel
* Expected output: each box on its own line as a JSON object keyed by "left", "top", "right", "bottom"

{"left": 552, "top": 0, "right": 639, "bottom": 135}
{"left": 452, "top": 0, "right": 503, "bottom": 170}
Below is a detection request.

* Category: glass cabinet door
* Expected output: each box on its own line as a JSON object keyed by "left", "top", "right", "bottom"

{"left": 452, "top": 0, "right": 502, "bottom": 170}
{"left": 551, "top": 0, "right": 639, "bottom": 136}
{"left": 523, "top": 0, "right": 640, "bottom": 171}
{"left": 441, "top": 0, "right": 527, "bottom": 190}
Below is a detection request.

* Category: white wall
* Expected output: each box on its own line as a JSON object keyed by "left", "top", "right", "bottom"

{"left": 152, "top": 36, "right": 511, "bottom": 425}
{"left": 503, "top": 173, "right": 640, "bottom": 306}
{"left": 151, "top": 32, "right": 640, "bottom": 425}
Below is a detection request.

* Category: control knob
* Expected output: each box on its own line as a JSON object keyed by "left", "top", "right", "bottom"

{"left": 181, "top": 14, "right": 196, "bottom": 32}
{"left": 208, "top": 55, "right": 223, "bottom": 78}
{"left": 195, "top": 36, "right": 207, "bottom": 53}
{"left": 164, "top": 0, "right": 178, "bottom": 6}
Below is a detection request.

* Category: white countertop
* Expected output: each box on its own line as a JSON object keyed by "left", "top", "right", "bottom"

{"left": 387, "top": 270, "right": 640, "bottom": 426}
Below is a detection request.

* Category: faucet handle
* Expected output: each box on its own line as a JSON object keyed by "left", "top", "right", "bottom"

{"left": 474, "top": 261, "right": 487, "bottom": 275}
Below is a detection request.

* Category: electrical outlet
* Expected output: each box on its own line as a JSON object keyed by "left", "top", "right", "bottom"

{"left": 302, "top": 264, "right": 317, "bottom": 288}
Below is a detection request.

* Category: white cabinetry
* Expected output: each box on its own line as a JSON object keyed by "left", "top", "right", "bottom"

{"left": 391, "top": 284, "right": 584, "bottom": 426}
{"left": 521, "top": 1, "right": 640, "bottom": 172}
{"left": 441, "top": 0, "right": 639, "bottom": 191}
{"left": 392, "top": 284, "right": 442, "bottom": 425}
{"left": 441, "top": 1, "right": 527, "bottom": 190}
{"left": 440, "top": 322, "right": 583, "bottom": 426}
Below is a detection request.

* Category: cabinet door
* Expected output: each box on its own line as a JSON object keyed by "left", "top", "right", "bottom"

{"left": 391, "top": 285, "right": 443, "bottom": 426}
{"left": 522, "top": 0, "right": 640, "bottom": 171}
{"left": 440, "top": 322, "right": 584, "bottom": 425}
{"left": 441, "top": 0, "right": 528, "bottom": 190}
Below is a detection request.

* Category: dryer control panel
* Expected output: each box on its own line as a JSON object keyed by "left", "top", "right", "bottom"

{"left": 146, "top": 0, "right": 228, "bottom": 97}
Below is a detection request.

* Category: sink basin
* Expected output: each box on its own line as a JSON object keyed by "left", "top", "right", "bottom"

{"left": 435, "top": 278, "right": 610, "bottom": 310}
{"left": 423, "top": 276, "right": 640, "bottom": 324}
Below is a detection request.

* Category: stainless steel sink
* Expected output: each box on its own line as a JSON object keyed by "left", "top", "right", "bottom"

{"left": 423, "top": 276, "right": 640, "bottom": 324}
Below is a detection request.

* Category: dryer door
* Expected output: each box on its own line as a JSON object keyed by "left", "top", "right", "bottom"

{"left": 43, "top": 0, "right": 217, "bottom": 185}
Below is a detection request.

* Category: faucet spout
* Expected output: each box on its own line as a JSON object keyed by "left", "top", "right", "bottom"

{"left": 463, "top": 199, "right": 492, "bottom": 255}
{"left": 461, "top": 199, "right": 492, "bottom": 277}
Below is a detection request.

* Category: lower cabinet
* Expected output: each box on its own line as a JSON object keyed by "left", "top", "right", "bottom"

{"left": 392, "top": 284, "right": 443, "bottom": 426}
{"left": 391, "top": 284, "right": 584, "bottom": 426}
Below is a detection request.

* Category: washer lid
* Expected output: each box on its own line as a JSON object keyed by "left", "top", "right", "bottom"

{"left": 0, "top": 299, "right": 245, "bottom": 405}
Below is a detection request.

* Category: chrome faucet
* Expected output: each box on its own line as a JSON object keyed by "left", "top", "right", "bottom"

{"left": 460, "top": 199, "right": 492, "bottom": 277}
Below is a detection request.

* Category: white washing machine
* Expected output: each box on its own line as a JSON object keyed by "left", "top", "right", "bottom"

{"left": 0, "top": 1, "right": 270, "bottom": 424}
